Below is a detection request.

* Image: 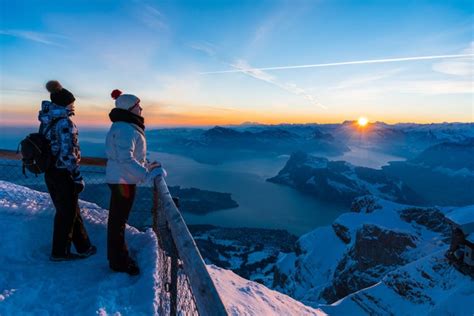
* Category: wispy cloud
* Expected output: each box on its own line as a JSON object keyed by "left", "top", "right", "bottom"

{"left": 396, "top": 80, "right": 473, "bottom": 95}
{"left": 326, "top": 79, "right": 473, "bottom": 102}
{"left": 332, "top": 68, "right": 404, "bottom": 90}
{"left": 191, "top": 40, "right": 325, "bottom": 109}
{"left": 134, "top": 2, "right": 168, "bottom": 30}
{"left": 249, "top": 8, "right": 286, "bottom": 51}
{"left": 0, "top": 30, "right": 66, "bottom": 46}
{"left": 201, "top": 53, "right": 474, "bottom": 74}
{"left": 432, "top": 42, "right": 474, "bottom": 76}
{"left": 230, "top": 59, "right": 326, "bottom": 109}
{"left": 244, "top": 1, "right": 313, "bottom": 59}
{"left": 188, "top": 41, "right": 218, "bottom": 57}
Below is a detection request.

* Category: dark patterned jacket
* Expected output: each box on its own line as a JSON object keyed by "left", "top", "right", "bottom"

{"left": 38, "top": 101, "right": 82, "bottom": 179}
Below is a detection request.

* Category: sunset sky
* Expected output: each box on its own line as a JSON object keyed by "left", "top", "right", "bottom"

{"left": 1, "top": 0, "right": 473, "bottom": 127}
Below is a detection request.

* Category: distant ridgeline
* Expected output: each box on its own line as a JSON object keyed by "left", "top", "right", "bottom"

{"left": 147, "top": 125, "right": 349, "bottom": 164}
{"left": 147, "top": 122, "right": 474, "bottom": 164}
{"left": 269, "top": 137, "right": 474, "bottom": 207}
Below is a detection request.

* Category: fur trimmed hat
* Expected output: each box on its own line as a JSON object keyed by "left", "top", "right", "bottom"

{"left": 111, "top": 89, "right": 140, "bottom": 110}
{"left": 46, "top": 80, "right": 76, "bottom": 107}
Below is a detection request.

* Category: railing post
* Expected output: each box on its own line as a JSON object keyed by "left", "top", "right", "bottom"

{"left": 152, "top": 183, "right": 168, "bottom": 316}
{"left": 153, "top": 176, "right": 228, "bottom": 316}
{"left": 169, "top": 240, "right": 178, "bottom": 316}
{"left": 169, "top": 197, "right": 180, "bottom": 316}
{"left": 153, "top": 180, "right": 186, "bottom": 316}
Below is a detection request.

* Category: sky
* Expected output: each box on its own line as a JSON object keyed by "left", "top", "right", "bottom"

{"left": 0, "top": 0, "right": 473, "bottom": 127}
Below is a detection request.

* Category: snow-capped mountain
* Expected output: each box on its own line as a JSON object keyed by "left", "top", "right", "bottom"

{"left": 272, "top": 195, "right": 474, "bottom": 315}
{"left": 322, "top": 250, "right": 473, "bottom": 315}
{"left": 268, "top": 151, "right": 422, "bottom": 205}
{"left": 0, "top": 181, "right": 325, "bottom": 315}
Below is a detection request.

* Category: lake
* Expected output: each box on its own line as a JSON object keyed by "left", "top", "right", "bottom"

{"left": 329, "top": 146, "right": 405, "bottom": 169}
{"left": 148, "top": 152, "right": 346, "bottom": 236}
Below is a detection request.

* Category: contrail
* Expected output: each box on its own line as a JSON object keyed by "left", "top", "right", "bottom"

{"left": 201, "top": 53, "right": 474, "bottom": 74}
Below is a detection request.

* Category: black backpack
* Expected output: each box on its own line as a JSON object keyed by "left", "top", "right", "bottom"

{"left": 19, "top": 121, "right": 58, "bottom": 176}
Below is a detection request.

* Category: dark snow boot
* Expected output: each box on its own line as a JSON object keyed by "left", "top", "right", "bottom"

{"left": 110, "top": 257, "right": 140, "bottom": 276}
{"left": 78, "top": 245, "right": 97, "bottom": 258}
{"left": 50, "top": 253, "right": 83, "bottom": 262}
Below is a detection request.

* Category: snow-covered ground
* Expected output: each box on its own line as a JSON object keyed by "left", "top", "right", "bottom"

{"left": 0, "top": 181, "right": 325, "bottom": 315}
{"left": 323, "top": 250, "right": 474, "bottom": 316}
{"left": 0, "top": 181, "right": 160, "bottom": 315}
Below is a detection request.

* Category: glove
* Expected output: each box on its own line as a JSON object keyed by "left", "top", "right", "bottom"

{"left": 145, "top": 166, "right": 168, "bottom": 183}
{"left": 72, "top": 173, "right": 85, "bottom": 194}
{"left": 147, "top": 161, "right": 161, "bottom": 171}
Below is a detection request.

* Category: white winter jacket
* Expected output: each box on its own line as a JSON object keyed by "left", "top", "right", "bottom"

{"left": 105, "top": 121, "right": 148, "bottom": 184}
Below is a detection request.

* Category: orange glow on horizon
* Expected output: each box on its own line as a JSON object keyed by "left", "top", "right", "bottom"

{"left": 1, "top": 105, "right": 472, "bottom": 127}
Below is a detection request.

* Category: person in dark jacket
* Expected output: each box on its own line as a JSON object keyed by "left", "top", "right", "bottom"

{"left": 39, "top": 80, "right": 96, "bottom": 261}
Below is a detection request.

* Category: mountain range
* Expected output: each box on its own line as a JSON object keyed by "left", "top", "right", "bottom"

{"left": 147, "top": 122, "right": 474, "bottom": 164}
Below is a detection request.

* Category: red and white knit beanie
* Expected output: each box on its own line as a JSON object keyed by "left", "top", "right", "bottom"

{"left": 110, "top": 89, "right": 140, "bottom": 110}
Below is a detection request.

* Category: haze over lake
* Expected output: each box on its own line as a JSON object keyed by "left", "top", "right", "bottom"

{"left": 0, "top": 127, "right": 405, "bottom": 235}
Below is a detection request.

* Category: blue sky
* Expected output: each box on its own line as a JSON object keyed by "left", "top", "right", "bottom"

{"left": 0, "top": 0, "right": 473, "bottom": 126}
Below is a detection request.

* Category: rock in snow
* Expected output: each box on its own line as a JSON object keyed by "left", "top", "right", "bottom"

{"left": 0, "top": 181, "right": 324, "bottom": 315}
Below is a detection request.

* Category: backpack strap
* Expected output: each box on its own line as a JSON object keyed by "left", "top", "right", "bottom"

{"left": 22, "top": 162, "right": 27, "bottom": 178}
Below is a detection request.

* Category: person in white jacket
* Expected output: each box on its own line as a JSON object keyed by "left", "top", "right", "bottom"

{"left": 105, "top": 89, "right": 159, "bottom": 275}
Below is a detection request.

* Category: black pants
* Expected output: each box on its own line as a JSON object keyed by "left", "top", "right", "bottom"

{"left": 45, "top": 168, "right": 91, "bottom": 256}
{"left": 107, "top": 184, "right": 136, "bottom": 268}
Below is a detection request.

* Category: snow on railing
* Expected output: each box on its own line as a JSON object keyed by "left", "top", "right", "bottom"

{"left": 0, "top": 149, "right": 228, "bottom": 316}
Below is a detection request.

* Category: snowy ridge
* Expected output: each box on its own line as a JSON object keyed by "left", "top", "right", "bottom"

{"left": 0, "top": 181, "right": 324, "bottom": 315}
{"left": 208, "top": 266, "right": 325, "bottom": 316}
{"left": 273, "top": 195, "right": 474, "bottom": 315}
{"left": 324, "top": 250, "right": 474, "bottom": 315}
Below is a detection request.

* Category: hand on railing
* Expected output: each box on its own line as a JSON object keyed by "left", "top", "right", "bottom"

{"left": 145, "top": 162, "right": 167, "bottom": 184}
{"left": 147, "top": 161, "right": 161, "bottom": 170}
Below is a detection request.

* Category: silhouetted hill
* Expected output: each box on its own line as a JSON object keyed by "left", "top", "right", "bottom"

{"left": 412, "top": 138, "right": 474, "bottom": 171}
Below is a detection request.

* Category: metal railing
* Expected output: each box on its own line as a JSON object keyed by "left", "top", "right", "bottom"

{"left": 0, "top": 149, "right": 228, "bottom": 316}
{"left": 153, "top": 177, "right": 228, "bottom": 315}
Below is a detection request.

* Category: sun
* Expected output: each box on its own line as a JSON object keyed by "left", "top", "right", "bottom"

{"left": 357, "top": 117, "right": 369, "bottom": 127}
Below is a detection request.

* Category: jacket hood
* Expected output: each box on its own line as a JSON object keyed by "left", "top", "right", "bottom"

{"left": 38, "top": 100, "right": 72, "bottom": 125}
